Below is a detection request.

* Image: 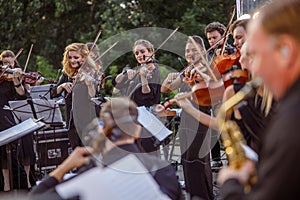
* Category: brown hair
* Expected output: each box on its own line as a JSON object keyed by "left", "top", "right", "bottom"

{"left": 0, "top": 50, "right": 20, "bottom": 66}
{"left": 205, "top": 21, "right": 226, "bottom": 36}
{"left": 229, "top": 18, "right": 250, "bottom": 35}
{"left": 100, "top": 97, "right": 139, "bottom": 138}
{"left": 132, "top": 39, "right": 154, "bottom": 53}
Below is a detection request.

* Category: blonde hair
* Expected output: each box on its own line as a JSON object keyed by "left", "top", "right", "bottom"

{"left": 257, "top": 86, "right": 274, "bottom": 117}
{"left": 62, "top": 43, "right": 96, "bottom": 77}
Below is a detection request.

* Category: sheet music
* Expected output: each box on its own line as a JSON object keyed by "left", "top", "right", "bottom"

{"left": 30, "top": 84, "right": 52, "bottom": 99}
{"left": 137, "top": 106, "right": 172, "bottom": 141}
{"left": 8, "top": 99, "right": 63, "bottom": 124}
{"left": 0, "top": 118, "right": 45, "bottom": 146}
{"left": 55, "top": 154, "right": 170, "bottom": 200}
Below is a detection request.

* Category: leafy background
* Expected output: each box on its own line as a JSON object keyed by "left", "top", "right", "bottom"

{"left": 0, "top": 0, "right": 265, "bottom": 98}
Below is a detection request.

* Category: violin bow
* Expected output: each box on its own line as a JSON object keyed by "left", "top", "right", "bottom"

{"left": 95, "top": 41, "right": 119, "bottom": 62}
{"left": 144, "top": 26, "right": 180, "bottom": 63}
{"left": 14, "top": 48, "right": 24, "bottom": 60}
{"left": 23, "top": 44, "right": 34, "bottom": 72}
{"left": 79, "top": 29, "right": 102, "bottom": 72}
{"left": 74, "top": 29, "right": 102, "bottom": 81}
{"left": 0, "top": 48, "right": 24, "bottom": 77}
{"left": 189, "top": 36, "right": 217, "bottom": 81}
{"left": 220, "top": 5, "right": 236, "bottom": 55}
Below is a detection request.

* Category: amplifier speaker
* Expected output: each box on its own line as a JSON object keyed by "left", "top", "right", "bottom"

{"left": 35, "top": 129, "right": 72, "bottom": 168}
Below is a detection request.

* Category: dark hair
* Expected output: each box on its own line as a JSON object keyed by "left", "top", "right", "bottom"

{"left": 205, "top": 21, "right": 226, "bottom": 36}
{"left": 100, "top": 97, "right": 139, "bottom": 138}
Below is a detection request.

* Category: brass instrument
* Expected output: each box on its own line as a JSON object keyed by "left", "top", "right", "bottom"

{"left": 217, "top": 78, "right": 262, "bottom": 192}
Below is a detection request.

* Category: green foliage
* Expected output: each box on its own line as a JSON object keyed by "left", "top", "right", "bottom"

{"left": 36, "top": 56, "right": 59, "bottom": 82}
{"left": 0, "top": 0, "right": 241, "bottom": 100}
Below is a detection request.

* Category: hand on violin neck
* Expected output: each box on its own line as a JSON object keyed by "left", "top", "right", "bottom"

{"left": 190, "top": 67, "right": 211, "bottom": 83}
{"left": 166, "top": 72, "right": 179, "bottom": 84}
{"left": 12, "top": 68, "right": 22, "bottom": 81}
{"left": 126, "top": 69, "right": 137, "bottom": 80}
{"left": 139, "top": 66, "right": 148, "bottom": 77}
{"left": 174, "top": 92, "right": 193, "bottom": 110}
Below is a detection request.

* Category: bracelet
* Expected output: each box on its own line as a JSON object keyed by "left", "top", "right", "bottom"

{"left": 14, "top": 83, "right": 22, "bottom": 88}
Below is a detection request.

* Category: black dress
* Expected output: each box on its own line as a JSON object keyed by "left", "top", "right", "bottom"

{"left": 112, "top": 66, "right": 161, "bottom": 153}
{"left": 50, "top": 73, "right": 83, "bottom": 149}
{"left": 233, "top": 83, "right": 277, "bottom": 154}
{"left": 178, "top": 81, "right": 214, "bottom": 200}
{"left": 0, "top": 79, "right": 32, "bottom": 190}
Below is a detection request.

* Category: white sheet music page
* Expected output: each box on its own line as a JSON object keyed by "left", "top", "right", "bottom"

{"left": 136, "top": 106, "right": 172, "bottom": 141}
{"left": 55, "top": 154, "right": 170, "bottom": 200}
{"left": 0, "top": 118, "right": 45, "bottom": 146}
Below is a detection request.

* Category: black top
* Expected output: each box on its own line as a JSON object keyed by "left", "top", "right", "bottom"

{"left": 221, "top": 77, "right": 300, "bottom": 200}
{"left": 29, "top": 143, "right": 183, "bottom": 200}
{"left": 0, "top": 79, "right": 28, "bottom": 131}
{"left": 50, "top": 73, "right": 73, "bottom": 128}
{"left": 177, "top": 81, "right": 214, "bottom": 200}
{"left": 233, "top": 83, "right": 277, "bottom": 154}
{"left": 112, "top": 66, "right": 161, "bottom": 107}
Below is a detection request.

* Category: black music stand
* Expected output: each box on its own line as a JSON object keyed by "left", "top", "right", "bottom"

{"left": 8, "top": 99, "right": 64, "bottom": 127}
{"left": 8, "top": 98, "right": 66, "bottom": 177}
{"left": 29, "top": 84, "right": 52, "bottom": 100}
{"left": 0, "top": 118, "right": 45, "bottom": 190}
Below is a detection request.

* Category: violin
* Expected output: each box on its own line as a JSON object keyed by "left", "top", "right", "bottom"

{"left": 210, "top": 50, "right": 241, "bottom": 74}
{"left": 222, "top": 68, "right": 249, "bottom": 88}
{"left": 209, "top": 5, "right": 239, "bottom": 75}
{"left": 158, "top": 78, "right": 225, "bottom": 111}
{"left": 0, "top": 65, "right": 27, "bottom": 83}
{"left": 22, "top": 72, "right": 57, "bottom": 86}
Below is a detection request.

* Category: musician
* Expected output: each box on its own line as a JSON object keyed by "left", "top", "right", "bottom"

{"left": 0, "top": 50, "right": 34, "bottom": 191}
{"left": 229, "top": 18, "right": 249, "bottom": 50}
{"left": 205, "top": 21, "right": 236, "bottom": 60}
{"left": 224, "top": 18, "right": 277, "bottom": 154}
{"left": 218, "top": 1, "right": 300, "bottom": 199}
{"left": 50, "top": 43, "right": 97, "bottom": 150}
{"left": 112, "top": 39, "right": 161, "bottom": 154}
{"left": 204, "top": 21, "right": 237, "bottom": 169}
{"left": 29, "top": 97, "right": 182, "bottom": 200}
{"left": 161, "top": 36, "right": 214, "bottom": 200}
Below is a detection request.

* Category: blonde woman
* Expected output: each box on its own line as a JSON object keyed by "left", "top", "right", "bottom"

{"left": 50, "top": 43, "right": 97, "bottom": 149}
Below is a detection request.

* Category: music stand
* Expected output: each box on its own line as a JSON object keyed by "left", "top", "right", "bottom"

{"left": 29, "top": 84, "right": 53, "bottom": 100}
{"left": 8, "top": 99, "right": 66, "bottom": 176}
{"left": 0, "top": 118, "right": 45, "bottom": 190}
{"left": 8, "top": 99, "right": 64, "bottom": 126}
